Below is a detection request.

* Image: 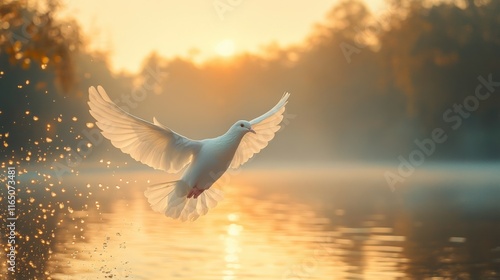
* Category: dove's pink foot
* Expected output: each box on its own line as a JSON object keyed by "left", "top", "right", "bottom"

{"left": 187, "top": 187, "right": 205, "bottom": 199}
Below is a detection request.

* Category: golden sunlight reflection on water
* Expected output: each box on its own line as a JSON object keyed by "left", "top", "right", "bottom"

{"left": 44, "top": 169, "right": 412, "bottom": 279}
{"left": 3, "top": 166, "right": 499, "bottom": 279}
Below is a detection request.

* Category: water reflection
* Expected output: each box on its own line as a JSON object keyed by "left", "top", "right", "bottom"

{"left": 1, "top": 166, "right": 499, "bottom": 279}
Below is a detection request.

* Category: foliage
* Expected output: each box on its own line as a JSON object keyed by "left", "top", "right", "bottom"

{"left": 0, "top": 0, "right": 82, "bottom": 93}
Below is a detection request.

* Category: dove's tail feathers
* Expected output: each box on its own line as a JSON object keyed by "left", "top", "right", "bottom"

{"left": 144, "top": 180, "right": 184, "bottom": 213}
{"left": 144, "top": 181, "right": 224, "bottom": 222}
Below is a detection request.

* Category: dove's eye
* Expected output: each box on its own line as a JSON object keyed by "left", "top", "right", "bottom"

{"left": 240, "top": 123, "right": 244, "bottom": 127}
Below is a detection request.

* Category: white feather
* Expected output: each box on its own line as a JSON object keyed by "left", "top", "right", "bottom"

{"left": 230, "top": 92, "right": 289, "bottom": 168}
{"left": 88, "top": 86, "right": 200, "bottom": 173}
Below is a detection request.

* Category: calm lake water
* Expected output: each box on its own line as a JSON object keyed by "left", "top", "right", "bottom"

{"left": 1, "top": 164, "right": 500, "bottom": 279}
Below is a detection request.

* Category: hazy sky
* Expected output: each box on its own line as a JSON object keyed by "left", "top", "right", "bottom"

{"left": 60, "top": 0, "right": 385, "bottom": 73}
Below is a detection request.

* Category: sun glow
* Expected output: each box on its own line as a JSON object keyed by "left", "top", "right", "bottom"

{"left": 215, "top": 39, "right": 236, "bottom": 57}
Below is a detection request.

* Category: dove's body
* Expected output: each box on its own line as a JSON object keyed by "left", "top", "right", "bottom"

{"left": 183, "top": 130, "right": 242, "bottom": 194}
{"left": 88, "top": 86, "right": 289, "bottom": 221}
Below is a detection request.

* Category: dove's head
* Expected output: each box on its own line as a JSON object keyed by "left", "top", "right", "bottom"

{"left": 232, "top": 120, "right": 256, "bottom": 135}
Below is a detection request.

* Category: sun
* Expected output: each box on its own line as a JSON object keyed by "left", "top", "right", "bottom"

{"left": 215, "top": 39, "right": 236, "bottom": 57}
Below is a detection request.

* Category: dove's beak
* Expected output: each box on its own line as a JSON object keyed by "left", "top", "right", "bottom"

{"left": 248, "top": 128, "right": 256, "bottom": 134}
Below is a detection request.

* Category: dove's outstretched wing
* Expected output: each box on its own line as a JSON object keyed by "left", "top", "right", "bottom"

{"left": 230, "top": 92, "right": 290, "bottom": 168}
{"left": 88, "top": 86, "right": 200, "bottom": 173}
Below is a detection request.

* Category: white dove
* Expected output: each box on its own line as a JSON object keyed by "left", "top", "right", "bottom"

{"left": 88, "top": 86, "right": 290, "bottom": 221}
